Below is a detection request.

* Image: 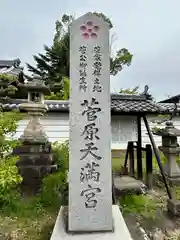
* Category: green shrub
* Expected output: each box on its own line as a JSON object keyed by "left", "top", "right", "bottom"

{"left": 0, "top": 114, "right": 70, "bottom": 215}
{"left": 34, "top": 141, "right": 70, "bottom": 210}
{"left": 0, "top": 170, "right": 68, "bottom": 217}
{"left": 0, "top": 140, "right": 70, "bottom": 216}
{"left": 47, "top": 141, "right": 69, "bottom": 207}
{"left": 0, "top": 156, "right": 22, "bottom": 210}
{"left": 0, "top": 111, "right": 23, "bottom": 157}
{"left": 39, "top": 171, "right": 68, "bottom": 209}
{"left": 52, "top": 140, "right": 69, "bottom": 171}
{"left": 0, "top": 110, "right": 25, "bottom": 212}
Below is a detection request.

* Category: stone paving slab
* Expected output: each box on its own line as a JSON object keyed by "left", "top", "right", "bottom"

{"left": 114, "top": 176, "right": 146, "bottom": 195}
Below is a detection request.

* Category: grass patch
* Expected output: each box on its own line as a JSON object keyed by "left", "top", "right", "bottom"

{"left": 112, "top": 157, "right": 124, "bottom": 172}
{"left": 0, "top": 170, "right": 67, "bottom": 239}
{"left": 112, "top": 155, "right": 158, "bottom": 222}
{"left": 0, "top": 193, "right": 60, "bottom": 239}
{"left": 0, "top": 197, "right": 58, "bottom": 239}
{"left": 119, "top": 194, "right": 157, "bottom": 219}
{"left": 0, "top": 213, "right": 56, "bottom": 240}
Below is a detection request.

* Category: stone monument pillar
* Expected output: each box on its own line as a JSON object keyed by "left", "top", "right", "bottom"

{"left": 13, "top": 76, "right": 56, "bottom": 194}
{"left": 154, "top": 121, "right": 180, "bottom": 183}
{"left": 50, "top": 12, "right": 132, "bottom": 240}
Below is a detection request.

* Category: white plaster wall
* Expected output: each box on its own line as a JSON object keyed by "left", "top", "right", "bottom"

{"left": 15, "top": 112, "right": 180, "bottom": 149}
{"left": 141, "top": 114, "right": 161, "bottom": 147}
{"left": 141, "top": 115, "right": 180, "bottom": 147}
{"left": 15, "top": 113, "right": 69, "bottom": 143}
{"left": 111, "top": 115, "right": 137, "bottom": 149}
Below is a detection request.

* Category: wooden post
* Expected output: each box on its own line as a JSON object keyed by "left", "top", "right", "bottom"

{"left": 124, "top": 142, "right": 130, "bottom": 174}
{"left": 112, "top": 172, "right": 116, "bottom": 204}
{"left": 137, "top": 115, "right": 143, "bottom": 179}
{"left": 145, "top": 144, "right": 153, "bottom": 189}
{"left": 129, "top": 141, "right": 135, "bottom": 177}
{"left": 143, "top": 115, "right": 172, "bottom": 199}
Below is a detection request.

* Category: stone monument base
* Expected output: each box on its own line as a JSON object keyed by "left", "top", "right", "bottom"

{"left": 50, "top": 205, "right": 133, "bottom": 240}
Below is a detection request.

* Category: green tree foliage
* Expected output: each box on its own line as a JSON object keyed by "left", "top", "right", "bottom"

{"left": 27, "top": 13, "right": 133, "bottom": 99}
{"left": 0, "top": 74, "right": 23, "bottom": 156}
{"left": 27, "top": 14, "right": 70, "bottom": 88}
{"left": 45, "top": 76, "right": 69, "bottom": 100}
{"left": 0, "top": 74, "right": 19, "bottom": 99}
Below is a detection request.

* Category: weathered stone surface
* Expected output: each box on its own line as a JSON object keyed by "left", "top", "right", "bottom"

{"left": 13, "top": 143, "right": 51, "bottom": 154}
{"left": 14, "top": 140, "right": 54, "bottom": 193}
{"left": 16, "top": 154, "right": 53, "bottom": 166}
{"left": 20, "top": 115, "right": 48, "bottom": 143}
{"left": 50, "top": 205, "right": 133, "bottom": 240}
{"left": 16, "top": 160, "right": 56, "bottom": 194}
{"left": 167, "top": 199, "right": 180, "bottom": 216}
{"left": 69, "top": 12, "right": 112, "bottom": 232}
{"left": 13, "top": 76, "right": 56, "bottom": 194}
{"left": 114, "top": 176, "right": 147, "bottom": 195}
{"left": 157, "top": 121, "right": 180, "bottom": 181}
{"left": 124, "top": 215, "right": 149, "bottom": 240}
{"left": 151, "top": 229, "right": 165, "bottom": 240}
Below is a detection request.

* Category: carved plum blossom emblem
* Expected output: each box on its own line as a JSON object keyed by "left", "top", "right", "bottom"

{"left": 80, "top": 21, "right": 99, "bottom": 40}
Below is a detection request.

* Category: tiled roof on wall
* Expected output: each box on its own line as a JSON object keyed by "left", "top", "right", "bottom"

{"left": 0, "top": 95, "right": 179, "bottom": 114}
{"left": 0, "top": 59, "right": 21, "bottom": 68}
{"left": 0, "top": 59, "right": 23, "bottom": 77}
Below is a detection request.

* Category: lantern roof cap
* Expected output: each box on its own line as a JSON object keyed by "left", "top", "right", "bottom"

{"left": 154, "top": 121, "right": 180, "bottom": 136}
{"left": 19, "top": 74, "right": 51, "bottom": 95}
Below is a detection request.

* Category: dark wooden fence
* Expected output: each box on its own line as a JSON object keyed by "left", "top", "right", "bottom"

{"left": 124, "top": 141, "right": 153, "bottom": 189}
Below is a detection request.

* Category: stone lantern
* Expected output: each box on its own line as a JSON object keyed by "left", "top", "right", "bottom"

{"left": 154, "top": 121, "right": 180, "bottom": 183}
{"left": 13, "top": 75, "right": 56, "bottom": 194}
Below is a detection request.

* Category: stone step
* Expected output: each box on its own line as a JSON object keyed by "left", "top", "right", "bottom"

{"left": 114, "top": 176, "right": 147, "bottom": 196}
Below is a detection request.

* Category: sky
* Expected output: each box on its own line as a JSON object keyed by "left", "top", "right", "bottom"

{"left": 0, "top": 0, "right": 180, "bottom": 101}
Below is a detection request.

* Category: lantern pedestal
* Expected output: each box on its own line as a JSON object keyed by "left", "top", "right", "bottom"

{"left": 154, "top": 121, "right": 180, "bottom": 185}
{"left": 159, "top": 146, "right": 180, "bottom": 184}
{"left": 13, "top": 76, "right": 56, "bottom": 195}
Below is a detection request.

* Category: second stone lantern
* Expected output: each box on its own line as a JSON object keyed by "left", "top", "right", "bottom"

{"left": 154, "top": 121, "right": 180, "bottom": 184}
{"left": 13, "top": 75, "right": 56, "bottom": 194}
